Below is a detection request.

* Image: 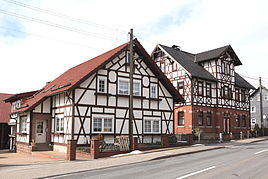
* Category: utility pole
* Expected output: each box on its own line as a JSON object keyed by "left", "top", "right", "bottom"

{"left": 129, "top": 28, "right": 134, "bottom": 150}
{"left": 259, "top": 77, "right": 264, "bottom": 136}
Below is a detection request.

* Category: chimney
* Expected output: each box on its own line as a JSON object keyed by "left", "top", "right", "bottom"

{"left": 172, "top": 45, "right": 181, "bottom": 51}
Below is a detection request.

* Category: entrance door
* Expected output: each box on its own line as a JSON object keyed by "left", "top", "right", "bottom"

{"left": 36, "top": 120, "right": 46, "bottom": 143}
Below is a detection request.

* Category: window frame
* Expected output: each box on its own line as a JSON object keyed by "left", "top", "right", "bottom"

{"left": 118, "top": 79, "right": 129, "bottom": 95}
{"left": 144, "top": 118, "right": 160, "bottom": 134}
{"left": 235, "top": 88, "right": 240, "bottom": 101}
{"left": 92, "top": 115, "right": 114, "bottom": 133}
{"left": 97, "top": 76, "right": 107, "bottom": 93}
{"left": 150, "top": 84, "right": 158, "bottom": 98}
{"left": 197, "top": 81, "right": 203, "bottom": 96}
{"left": 206, "top": 83, "right": 212, "bottom": 97}
{"left": 198, "top": 111, "right": 203, "bottom": 126}
{"left": 251, "top": 106, "right": 256, "bottom": 113}
{"left": 20, "top": 116, "right": 27, "bottom": 133}
{"left": 206, "top": 112, "right": 212, "bottom": 126}
{"left": 236, "top": 114, "right": 241, "bottom": 127}
{"left": 242, "top": 115, "right": 246, "bottom": 127}
{"left": 55, "top": 116, "right": 64, "bottom": 133}
{"left": 241, "top": 90, "right": 246, "bottom": 102}
{"left": 178, "top": 111, "right": 184, "bottom": 126}
{"left": 133, "top": 81, "right": 141, "bottom": 96}
{"left": 251, "top": 118, "right": 256, "bottom": 125}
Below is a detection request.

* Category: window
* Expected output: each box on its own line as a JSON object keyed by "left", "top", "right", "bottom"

{"left": 236, "top": 114, "right": 241, "bottom": 127}
{"left": 178, "top": 112, "right": 184, "bottom": 126}
{"left": 251, "top": 118, "right": 256, "bottom": 125}
{"left": 133, "top": 82, "right": 141, "bottom": 96}
{"left": 242, "top": 115, "right": 246, "bottom": 127}
{"left": 256, "top": 95, "right": 260, "bottom": 101}
{"left": 221, "top": 61, "right": 225, "bottom": 74}
{"left": 198, "top": 112, "right": 203, "bottom": 126}
{"left": 150, "top": 84, "right": 158, "bottom": 98}
{"left": 241, "top": 90, "right": 246, "bottom": 102}
{"left": 93, "top": 116, "right": 113, "bottom": 133}
{"left": 206, "top": 83, "right": 212, "bottom": 97}
{"left": 206, "top": 112, "right": 212, "bottom": 126}
{"left": 98, "top": 77, "right": 106, "bottom": 93}
{"left": 265, "top": 96, "right": 268, "bottom": 100}
{"left": 37, "top": 121, "right": 44, "bottom": 133}
{"left": 226, "top": 63, "right": 230, "bottom": 75}
{"left": 104, "top": 118, "right": 112, "bottom": 132}
{"left": 172, "top": 61, "right": 177, "bottom": 71}
{"left": 126, "top": 51, "right": 131, "bottom": 63}
{"left": 93, "top": 118, "right": 102, "bottom": 132}
{"left": 198, "top": 82, "right": 203, "bottom": 96}
{"left": 222, "top": 86, "right": 228, "bottom": 99}
{"left": 178, "top": 81, "right": 184, "bottom": 90}
{"left": 251, "top": 106, "right": 256, "bottom": 113}
{"left": 118, "top": 80, "right": 129, "bottom": 95}
{"left": 228, "top": 88, "right": 232, "bottom": 99}
{"left": 235, "top": 88, "right": 240, "bottom": 101}
{"left": 55, "top": 117, "right": 64, "bottom": 132}
{"left": 160, "top": 62, "right": 165, "bottom": 73}
{"left": 144, "top": 119, "right": 160, "bottom": 133}
{"left": 178, "top": 81, "right": 184, "bottom": 95}
{"left": 20, "top": 116, "right": 27, "bottom": 133}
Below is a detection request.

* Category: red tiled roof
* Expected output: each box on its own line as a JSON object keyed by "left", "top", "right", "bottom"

{"left": 12, "top": 39, "right": 183, "bottom": 113}
{"left": 0, "top": 93, "right": 13, "bottom": 123}
{"left": 13, "top": 42, "right": 129, "bottom": 113}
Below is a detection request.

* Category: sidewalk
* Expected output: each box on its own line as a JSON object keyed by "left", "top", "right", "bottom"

{"left": 1, "top": 136, "right": 267, "bottom": 179}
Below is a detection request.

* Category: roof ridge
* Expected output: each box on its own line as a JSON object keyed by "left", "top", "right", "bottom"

{"left": 197, "top": 45, "right": 230, "bottom": 55}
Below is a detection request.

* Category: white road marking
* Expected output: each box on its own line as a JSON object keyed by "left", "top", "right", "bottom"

{"left": 254, "top": 149, "right": 268, "bottom": 155}
{"left": 176, "top": 166, "right": 216, "bottom": 179}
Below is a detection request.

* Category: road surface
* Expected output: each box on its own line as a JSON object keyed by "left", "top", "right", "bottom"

{"left": 46, "top": 140, "right": 268, "bottom": 179}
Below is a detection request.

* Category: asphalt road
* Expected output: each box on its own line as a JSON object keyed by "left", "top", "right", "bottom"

{"left": 46, "top": 140, "right": 268, "bottom": 179}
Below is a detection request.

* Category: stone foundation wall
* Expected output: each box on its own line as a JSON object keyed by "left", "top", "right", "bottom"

{"left": 16, "top": 142, "right": 32, "bottom": 154}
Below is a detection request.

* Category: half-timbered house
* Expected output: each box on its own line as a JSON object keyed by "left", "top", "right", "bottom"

{"left": 151, "top": 44, "right": 255, "bottom": 140}
{"left": 6, "top": 39, "right": 183, "bottom": 153}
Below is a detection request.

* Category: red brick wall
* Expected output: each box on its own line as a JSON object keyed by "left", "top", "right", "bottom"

{"left": 174, "top": 105, "right": 250, "bottom": 138}
{"left": 174, "top": 106, "right": 193, "bottom": 134}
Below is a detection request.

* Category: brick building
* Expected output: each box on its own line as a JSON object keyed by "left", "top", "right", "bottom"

{"left": 151, "top": 44, "right": 255, "bottom": 140}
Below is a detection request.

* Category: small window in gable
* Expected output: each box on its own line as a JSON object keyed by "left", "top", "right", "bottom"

{"left": 126, "top": 51, "right": 131, "bottom": 63}
{"left": 98, "top": 77, "right": 107, "bottom": 93}
{"left": 150, "top": 84, "right": 158, "bottom": 98}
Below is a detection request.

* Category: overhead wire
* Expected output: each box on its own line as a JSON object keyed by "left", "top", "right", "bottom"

{"left": 2, "top": 0, "right": 127, "bottom": 34}
{"left": 0, "top": 26, "right": 106, "bottom": 51}
{"left": 0, "top": 9, "right": 127, "bottom": 42}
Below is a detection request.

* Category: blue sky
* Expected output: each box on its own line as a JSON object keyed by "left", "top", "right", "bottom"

{"left": 0, "top": 0, "right": 268, "bottom": 93}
